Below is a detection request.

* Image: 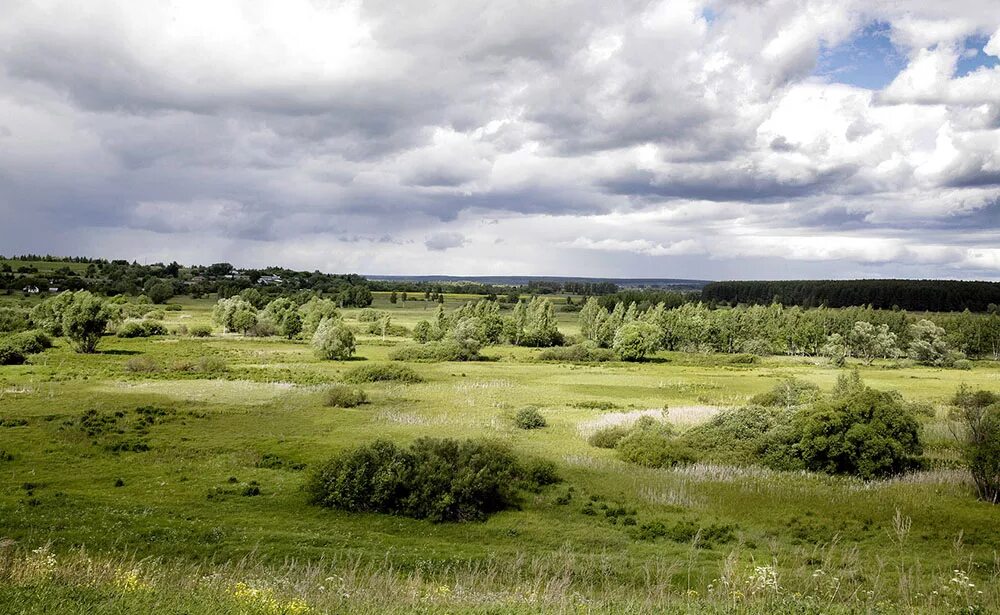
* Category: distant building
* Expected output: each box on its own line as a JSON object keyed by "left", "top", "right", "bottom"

{"left": 48, "top": 287, "right": 59, "bottom": 293}
{"left": 23, "top": 285, "right": 39, "bottom": 294}
{"left": 258, "top": 275, "right": 283, "bottom": 285}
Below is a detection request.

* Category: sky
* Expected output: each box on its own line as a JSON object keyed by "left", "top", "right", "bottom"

{"left": 1, "top": 1, "right": 999, "bottom": 280}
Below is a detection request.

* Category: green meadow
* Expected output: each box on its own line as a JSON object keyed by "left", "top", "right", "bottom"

{"left": 1, "top": 294, "right": 998, "bottom": 613}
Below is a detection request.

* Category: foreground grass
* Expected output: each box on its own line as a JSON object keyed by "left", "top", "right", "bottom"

{"left": 2, "top": 296, "right": 999, "bottom": 612}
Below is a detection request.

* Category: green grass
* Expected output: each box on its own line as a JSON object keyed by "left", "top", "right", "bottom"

{"left": 1, "top": 296, "right": 998, "bottom": 613}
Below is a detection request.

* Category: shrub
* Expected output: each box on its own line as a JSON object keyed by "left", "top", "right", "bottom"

{"left": 615, "top": 417, "right": 696, "bottom": 468}
{"left": 522, "top": 458, "right": 561, "bottom": 491}
{"left": 680, "top": 405, "right": 791, "bottom": 466}
{"left": 389, "top": 341, "right": 479, "bottom": 362}
{"left": 124, "top": 356, "right": 160, "bottom": 373}
{"left": 783, "top": 386, "right": 923, "bottom": 478}
{"left": 356, "top": 308, "right": 389, "bottom": 322}
{"left": 312, "top": 318, "right": 356, "bottom": 360}
{"left": 514, "top": 406, "right": 547, "bottom": 429}
{"left": 307, "top": 438, "right": 528, "bottom": 522}
{"left": 750, "top": 378, "right": 820, "bottom": 408}
{"left": 172, "top": 356, "right": 228, "bottom": 374}
{"left": 117, "top": 320, "right": 168, "bottom": 338}
{"left": 342, "top": 363, "right": 423, "bottom": 384}
{"left": 0, "top": 308, "right": 29, "bottom": 333}
{"left": 189, "top": 324, "right": 212, "bottom": 337}
{"left": 0, "top": 330, "right": 52, "bottom": 365}
{"left": 537, "top": 342, "right": 616, "bottom": 362}
{"left": 587, "top": 425, "right": 631, "bottom": 449}
{"left": 324, "top": 385, "right": 368, "bottom": 408}
{"left": 950, "top": 386, "right": 1000, "bottom": 503}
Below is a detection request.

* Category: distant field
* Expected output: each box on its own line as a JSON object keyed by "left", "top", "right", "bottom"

{"left": 1, "top": 295, "right": 998, "bottom": 613}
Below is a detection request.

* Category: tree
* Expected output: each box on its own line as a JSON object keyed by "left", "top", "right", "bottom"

{"left": 613, "top": 321, "right": 662, "bottom": 361}
{"left": 62, "top": 291, "right": 111, "bottom": 353}
{"left": 579, "top": 297, "right": 603, "bottom": 340}
{"left": 30, "top": 291, "right": 75, "bottom": 336}
{"left": 847, "top": 321, "right": 898, "bottom": 365}
{"left": 522, "top": 297, "right": 562, "bottom": 347}
{"left": 299, "top": 297, "right": 340, "bottom": 338}
{"left": 950, "top": 386, "right": 1000, "bottom": 503}
{"left": 908, "top": 319, "right": 959, "bottom": 366}
{"left": 312, "top": 317, "right": 355, "bottom": 360}
{"left": 389, "top": 291, "right": 398, "bottom": 304}
{"left": 212, "top": 297, "right": 258, "bottom": 334}
{"left": 144, "top": 278, "right": 175, "bottom": 304}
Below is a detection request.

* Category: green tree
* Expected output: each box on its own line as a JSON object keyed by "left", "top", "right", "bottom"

{"left": 144, "top": 278, "right": 175, "bottom": 304}
{"left": 950, "top": 386, "right": 1000, "bottom": 503}
{"left": 212, "top": 297, "right": 258, "bottom": 334}
{"left": 612, "top": 321, "right": 662, "bottom": 361}
{"left": 312, "top": 317, "right": 355, "bottom": 360}
{"left": 908, "top": 319, "right": 958, "bottom": 366}
{"left": 61, "top": 291, "right": 111, "bottom": 353}
{"left": 847, "top": 321, "right": 898, "bottom": 365}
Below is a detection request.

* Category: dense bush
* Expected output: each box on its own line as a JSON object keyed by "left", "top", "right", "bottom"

{"left": 614, "top": 417, "right": 696, "bottom": 468}
{"left": 117, "top": 320, "right": 168, "bottom": 338}
{"left": 324, "top": 385, "right": 368, "bottom": 408}
{"left": 356, "top": 308, "right": 389, "bottom": 323}
{"left": 522, "top": 458, "right": 561, "bottom": 490}
{"left": 0, "top": 330, "right": 52, "bottom": 365}
{"left": 537, "top": 342, "right": 616, "bottom": 362}
{"left": 951, "top": 386, "right": 1000, "bottom": 503}
{"left": 587, "top": 425, "right": 631, "bottom": 449}
{"left": 0, "top": 307, "right": 29, "bottom": 333}
{"left": 389, "top": 341, "right": 480, "bottom": 362}
{"left": 341, "top": 363, "right": 423, "bottom": 384}
{"left": 780, "top": 387, "right": 923, "bottom": 478}
{"left": 171, "top": 356, "right": 228, "bottom": 374}
{"left": 312, "top": 317, "right": 356, "bottom": 360}
{"left": 680, "top": 405, "right": 791, "bottom": 466}
{"left": 513, "top": 406, "right": 547, "bottom": 429}
{"left": 189, "top": 324, "right": 213, "bottom": 337}
{"left": 307, "top": 438, "right": 548, "bottom": 522}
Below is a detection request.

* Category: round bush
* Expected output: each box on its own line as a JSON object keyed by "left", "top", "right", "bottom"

{"left": 514, "top": 406, "right": 547, "bottom": 429}
{"left": 342, "top": 363, "right": 423, "bottom": 384}
{"left": 312, "top": 318, "right": 356, "bottom": 360}
{"left": 587, "top": 425, "right": 631, "bottom": 449}
{"left": 307, "top": 438, "right": 527, "bottom": 522}
{"left": 324, "top": 385, "right": 368, "bottom": 408}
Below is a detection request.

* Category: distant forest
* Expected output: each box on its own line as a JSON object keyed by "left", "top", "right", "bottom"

{"left": 702, "top": 280, "right": 1000, "bottom": 312}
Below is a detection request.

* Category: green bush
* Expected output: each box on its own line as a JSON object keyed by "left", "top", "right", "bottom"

{"left": 514, "top": 406, "right": 547, "bottom": 429}
{"left": 950, "top": 386, "right": 1000, "bottom": 503}
{"left": 324, "top": 385, "right": 368, "bottom": 408}
{"left": 537, "top": 342, "right": 616, "bottom": 362}
{"left": 0, "top": 330, "right": 52, "bottom": 365}
{"left": 521, "top": 458, "right": 561, "bottom": 491}
{"left": 680, "top": 406, "right": 790, "bottom": 466}
{"left": 356, "top": 308, "right": 389, "bottom": 322}
{"left": 189, "top": 324, "right": 213, "bottom": 337}
{"left": 117, "top": 320, "right": 168, "bottom": 338}
{"left": 171, "top": 356, "right": 228, "bottom": 374}
{"left": 307, "top": 438, "right": 530, "bottom": 522}
{"left": 587, "top": 425, "right": 631, "bottom": 449}
{"left": 312, "top": 318, "right": 356, "bottom": 360}
{"left": 781, "top": 386, "right": 923, "bottom": 478}
{"left": 0, "top": 307, "right": 29, "bottom": 333}
{"left": 342, "top": 363, "right": 423, "bottom": 384}
{"left": 389, "top": 341, "right": 479, "bottom": 362}
{"left": 615, "top": 418, "right": 696, "bottom": 468}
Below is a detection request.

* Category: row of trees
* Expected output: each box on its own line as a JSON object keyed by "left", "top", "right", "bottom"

{"left": 579, "top": 299, "right": 1000, "bottom": 363}
{"left": 410, "top": 297, "right": 564, "bottom": 351}
{"left": 702, "top": 279, "right": 1000, "bottom": 312}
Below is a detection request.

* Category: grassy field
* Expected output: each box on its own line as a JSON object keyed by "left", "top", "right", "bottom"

{"left": 1, "top": 295, "right": 998, "bottom": 613}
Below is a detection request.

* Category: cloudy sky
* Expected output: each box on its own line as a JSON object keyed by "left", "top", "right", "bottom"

{"left": 1, "top": 0, "right": 999, "bottom": 280}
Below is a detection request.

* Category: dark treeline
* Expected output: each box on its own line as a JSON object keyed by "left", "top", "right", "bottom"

{"left": 702, "top": 279, "right": 1000, "bottom": 312}
{"left": 369, "top": 279, "right": 621, "bottom": 297}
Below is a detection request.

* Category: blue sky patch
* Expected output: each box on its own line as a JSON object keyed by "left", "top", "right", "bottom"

{"left": 956, "top": 34, "right": 999, "bottom": 77}
{"left": 814, "top": 21, "right": 905, "bottom": 90}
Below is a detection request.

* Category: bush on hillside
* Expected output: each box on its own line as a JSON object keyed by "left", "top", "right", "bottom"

{"left": 614, "top": 417, "right": 696, "bottom": 468}
{"left": 389, "top": 341, "right": 480, "bottom": 362}
{"left": 513, "top": 406, "right": 547, "bottom": 430}
{"left": 342, "top": 363, "right": 424, "bottom": 384}
{"left": 307, "top": 438, "right": 550, "bottom": 522}
{"left": 324, "top": 385, "right": 368, "bottom": 408}
{"left": 537, "top": 342, "right": 616, "bottom": 363}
